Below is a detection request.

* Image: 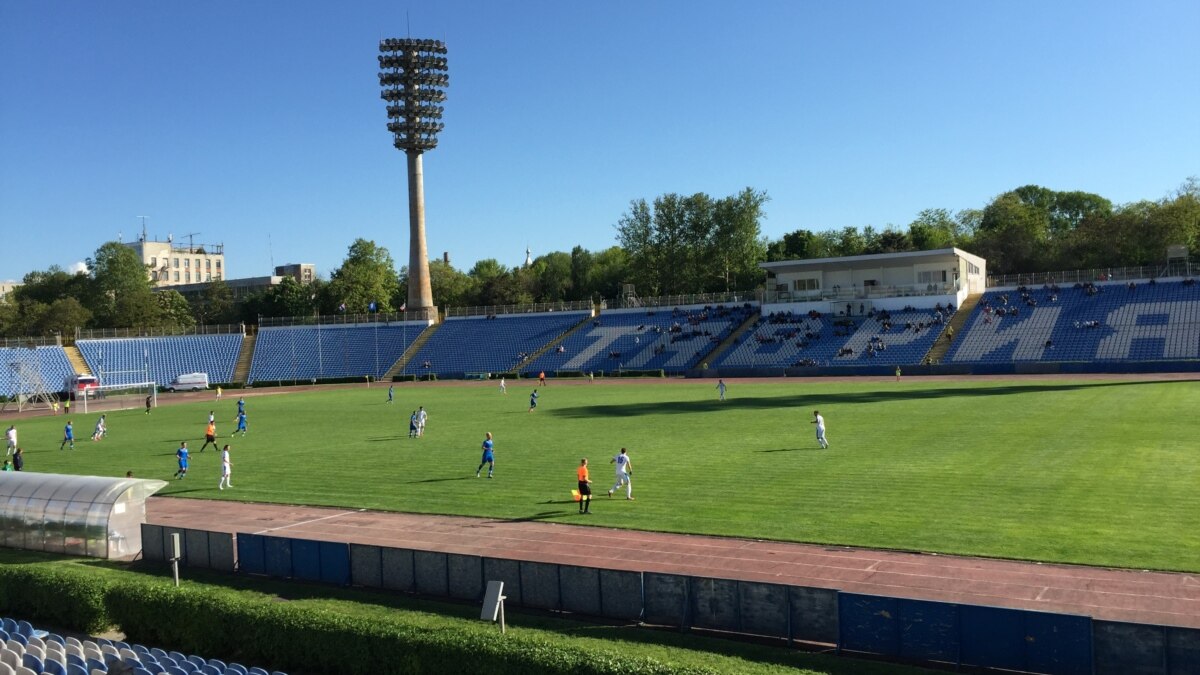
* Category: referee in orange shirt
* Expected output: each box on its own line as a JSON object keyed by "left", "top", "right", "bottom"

{"left": 576, "top": 459, "right": 593, "bottom": 514}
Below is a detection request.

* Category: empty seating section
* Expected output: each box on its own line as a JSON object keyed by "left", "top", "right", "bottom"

{"left": 0, "top": 347, "right": 73, "bottom": 398}
{"left": 947, "top": 280, "right": 1200, "bottom": 363}
{"left": 716, "top": 307, "right": 952, "bottom": 368}
{"left": 527, "top": 305, "right": 756, "bottom": 374}
{"left": 76, "top": 336, "right": 243, "bottom": 387}
{"left": 248, "top": 324, "right": 427, "bottom": 383}
{"left": 407, "top": 312, "right": 589, "bottom": 376}
{"left": 0, "top": 616, "right": 285, "bottom": 675}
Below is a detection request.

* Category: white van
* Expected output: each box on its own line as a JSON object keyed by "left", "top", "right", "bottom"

{"left": 167, "top": 372, "right": 210, "bottom": 392}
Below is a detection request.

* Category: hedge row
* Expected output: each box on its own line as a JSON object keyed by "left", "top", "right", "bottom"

{"left": 0, "top": 562, "right": 717, "bottom": 675}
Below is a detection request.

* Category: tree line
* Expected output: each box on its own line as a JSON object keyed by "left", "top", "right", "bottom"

{"left": 1, "top": 179, "right": 1196, "bottom": 338}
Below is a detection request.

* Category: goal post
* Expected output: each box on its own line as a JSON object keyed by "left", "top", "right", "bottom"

{"left": 80, "top": 381, "right": 157, "bottom": 415}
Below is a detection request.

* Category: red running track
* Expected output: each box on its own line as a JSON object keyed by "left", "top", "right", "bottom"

{"left": 146, "top": 496, "right": 1200, "bottom": 629}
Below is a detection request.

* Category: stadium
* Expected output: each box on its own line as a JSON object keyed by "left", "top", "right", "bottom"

{"left": 2, "top": 244, "right": 1198, "bottom": 674}
{"left": 2, "top": 6, "right": 1199, "bottom": 675}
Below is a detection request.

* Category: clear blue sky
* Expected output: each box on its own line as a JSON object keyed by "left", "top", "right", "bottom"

{"left": 1, "top": 0, "right": 1197, "bottom": 283}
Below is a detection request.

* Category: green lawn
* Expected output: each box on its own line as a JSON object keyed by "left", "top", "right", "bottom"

{"left": 12, "top": 377, "right": 1200, "bottom": 571}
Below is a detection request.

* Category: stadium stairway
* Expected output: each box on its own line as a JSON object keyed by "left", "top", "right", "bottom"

{"left": 693, "top": 311, "right": 760, "bottom": 369}
{"left": 924, "top": 292, "right": 981, "bottom": 364}
{"left": 515, "top": 313, "right": 594, "bottom": 373}
{"left": 383, "top": 321, "right": 441, "bottom": 379}
{"left": 231, "top": 333, "right": 257, "bottom": 383}
{"left": 63, "top": 345, "right": 92, "bottom": 376}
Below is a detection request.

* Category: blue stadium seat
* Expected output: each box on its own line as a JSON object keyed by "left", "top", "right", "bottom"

{"left": 407, "top": 312, "right": 591, "bottom": 377}
{"left": 76, "top": 335, "right": 243, "bottom": 387}
{"left": 948, "top": 279, "right": 1200, "bottom": 363}
{"left": 526, "top": 305, "right": 754, "bottom": 375}
{"left": 248, "top": 323, "right": 428, "bottom": 383}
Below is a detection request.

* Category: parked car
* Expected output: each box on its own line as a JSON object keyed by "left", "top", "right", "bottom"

{"left": 167, "top": 372, "right": 210, "bottom": 392}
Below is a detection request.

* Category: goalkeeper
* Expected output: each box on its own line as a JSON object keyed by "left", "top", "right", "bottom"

{"left": 607, "top": 447, "right": 634, "bottom": 500}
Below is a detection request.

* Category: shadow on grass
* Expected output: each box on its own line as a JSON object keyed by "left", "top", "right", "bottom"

{"left": 755, "top": 447, "right": 807, "bottom": 453}
{"left": 407, "top": 476, "right": 472, "bottom": 484}
{"left": 549, "top": 380, "right": 1164, "bottom": 418}
{"left": 366, "top": 436, "right": 408, "bottom": 442}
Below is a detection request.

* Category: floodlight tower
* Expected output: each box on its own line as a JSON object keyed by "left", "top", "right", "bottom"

{"left": 379, "top": 38, "right": 448, "bottom": 320}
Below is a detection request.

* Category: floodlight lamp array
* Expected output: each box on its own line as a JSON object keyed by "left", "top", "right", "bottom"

{"left": 379, "top": 38, "right": 449, "bottom": 153}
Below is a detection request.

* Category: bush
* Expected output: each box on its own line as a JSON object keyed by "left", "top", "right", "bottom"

{"left": 0, "top": 564, "right": 112, "bottom": 634}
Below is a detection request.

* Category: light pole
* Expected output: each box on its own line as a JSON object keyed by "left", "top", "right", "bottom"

{"left": 379, "top": 38, "right": 448, "bottom": 322}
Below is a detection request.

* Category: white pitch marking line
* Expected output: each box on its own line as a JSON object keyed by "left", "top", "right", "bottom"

{"left": 254, "top": 509, "right": 366, "bottom": 535}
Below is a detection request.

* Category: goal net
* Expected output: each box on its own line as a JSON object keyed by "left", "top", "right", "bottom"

{"left": 80, "top": 381, "right": 157, "bottom": 414}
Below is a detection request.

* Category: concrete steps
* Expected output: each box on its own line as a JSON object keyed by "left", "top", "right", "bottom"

{"left": 231, "top": 333, "right": 256, "bottom": 384}
{"left": 64, "top": 345, "right": 92, "bottom": 376}
{"left": 924, "top": 293, "right": 982, "bottom": 365}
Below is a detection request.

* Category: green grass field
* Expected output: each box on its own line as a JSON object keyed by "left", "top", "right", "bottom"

{"left": 11, "top": 376, "right": 1200, "bottom": 572}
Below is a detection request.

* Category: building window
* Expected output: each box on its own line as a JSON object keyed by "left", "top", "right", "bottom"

{"left": 184, "top": 259, "right": 189, "bottom": 268}
{"left": 185, "top": 271, "right": 190, "bottom": 282}
{"left": 792, "top": 278, "right": 819, "bottom": 291}
{"left": 173, "top": 258, "right": 179, "bottom": 268}
{"left": 150, "top": 271, "right": 158, "bottom": 281}
{"left": 216, "top": 260, "right": 222, "bottom": 270}
{"left": 174, "top": 271, "right": 180, "bottom": 282}
{"left": 918, "top": 270, "right": 948, "bottom": 284}
{"left": 195, "top": 259, "right": 200, "bottom": 269}
{"left": 968, "top": 262, "right": 980, "bottom": 275}
{"left": 206, "top": 260, "right": 211, "bottom": 269}
{"left": 206, "top": 273, "right": 211, "bottom": 282}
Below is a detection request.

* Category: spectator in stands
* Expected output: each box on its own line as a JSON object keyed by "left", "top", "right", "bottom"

{"left": 945, "top": 326, "right": 954, "bottom": 342}
{"left": 1045, "top": 339, "right": 1054, "bottom": 349}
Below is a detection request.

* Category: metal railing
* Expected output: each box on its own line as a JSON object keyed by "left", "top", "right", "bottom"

{"left": 257, "top": 312, "right": 425, "bottom": 328}
{"left": 763, "top": 282, "right": 960, "bottom": 305}
{"left": 610, "top": 290, "right": 760, "bottom": 310}
{"left": 986, "top": 262, "right": 1196, "bottom": 289}
{"left": 0, "top": 336, "right": 62, "bottom": 348}
{"left": 75, "top": 323, "right": 246, "bottom": 340}
{"left": 444, "top": 300, "right": 596, "bottom": 318}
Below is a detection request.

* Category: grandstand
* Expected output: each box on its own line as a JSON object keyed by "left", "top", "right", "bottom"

{"left": 0, "top": 346, "right": 73, "bottom": 399}
{"left": 947, "top": 279, "right": 1200, "bottom": 363}
{"left": 247, "top": 322, "right": 428, "bottom": 384}
{"left": 525, "top": 304, "right": 756, "bottom": 375}
{"left": 77, "top": 335, "right": 244, "bottom": 387}
{"left": 715, "top": 305, "right": 954, "bottom": 368}
{"left": 402, "top": 311, "right": 590, "bottom": 377}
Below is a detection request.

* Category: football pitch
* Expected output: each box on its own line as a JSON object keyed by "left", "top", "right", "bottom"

{"left": 13, "top": 376, "right": 1200, "bottom": 573}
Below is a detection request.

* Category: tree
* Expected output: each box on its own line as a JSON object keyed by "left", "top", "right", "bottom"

{"left": 975, "top": 192, "right": 1053, "bottom": 273}
{"left": 425, "top": 260, "right": 477, "bottom": 308}
{"left": 532, "top": 251, "right": 573, "bottom": 302}
{"left": 192, "top": 279, "right": 236, "bottom": 325}
{"left": 36, "top": 298, "right": 92, "bottom": 337}
{"left": 326, "top": 239, "right": 401, "bottom": 313}
{"left": 586, "top": 246, "right": 629, "bottom": 301}
{"left": 617, "top": 188, "right": 769, "bottom": 296}
{"left": 86, "top": 242, "right": 157, "bottom": 327}
{"left": 767, "top": 229, "right": 823, "bottom": 261}
{"left": 708, "top": 188, "right": 768, "bottom": 291}
{"left": 907, "top": 209, "right": 959, "bottom": 250}
{"left": 155, "top": 290, "right": 196, "bottom": 330}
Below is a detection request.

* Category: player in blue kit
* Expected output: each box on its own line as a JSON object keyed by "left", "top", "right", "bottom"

{"left": 234, "top": 411, "right": 248, "bottom": 437}
{"left": 174, "top": 441, "right": 189, "bottom": 479}
{"left": 60, "top": 420, "right": 75, "bottom": 450}
{"left": 237, "top": 397, "right": 245, "bottom": 415}
{"left": 476, "top": 432, "right": 495, "bottom": 478}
